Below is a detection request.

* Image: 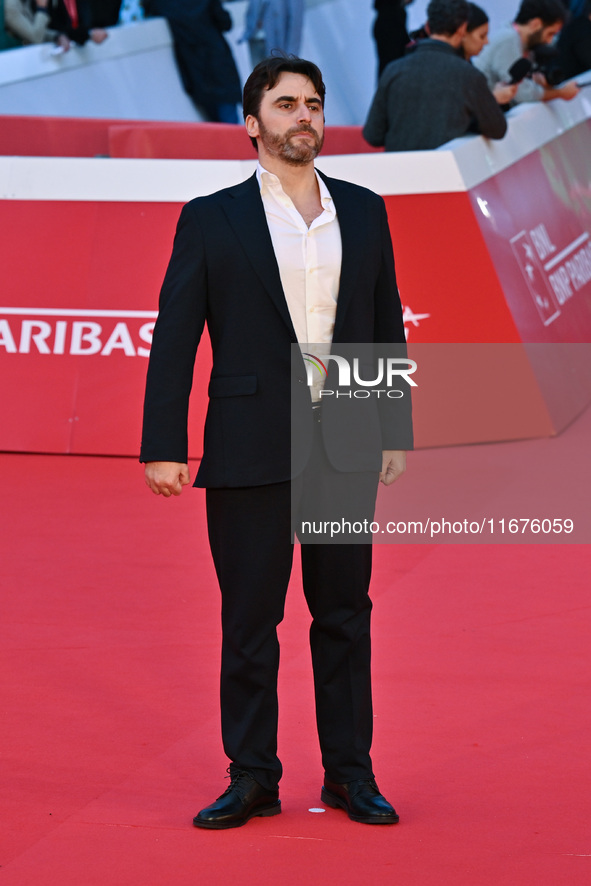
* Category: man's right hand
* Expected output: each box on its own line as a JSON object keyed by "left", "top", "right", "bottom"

{"left": 145, "top": 461, "right": 191, "bottom": 497}
{"left": 493, "top": 82, "right": 518, "bottom": 105}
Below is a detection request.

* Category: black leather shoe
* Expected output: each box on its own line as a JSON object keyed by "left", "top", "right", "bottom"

{"left": 321, "top": 778, "right": 399, "bottom": 824}
{"left": 193, "top": 771, "right": 281, "bottom": 829}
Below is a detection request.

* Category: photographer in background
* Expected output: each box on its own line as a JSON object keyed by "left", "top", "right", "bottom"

{"left": 363, "top": 0, "right": 507, "bottom": 151}
{"left": 475, "top": 0, "right": 579, "bottom": 104}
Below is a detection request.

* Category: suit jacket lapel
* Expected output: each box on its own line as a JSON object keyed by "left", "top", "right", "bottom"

{"left": 220, "top": 173, "right": 297, "bottom": 341}
{"left": 220, "top": 170, "right": 363, "bottom": 345}
{"left": 316, "top": 170, "right": 362, "bottom": 343}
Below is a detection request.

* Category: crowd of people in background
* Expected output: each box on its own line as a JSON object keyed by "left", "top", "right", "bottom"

{"left": 365, "top": 0, "right": 590, "bottom": 150}
{"left": 364, "top": 0, "right": 510, "bottom": 150}
{"left": 474, "top": 0, "right": 579, "bottom": 104}
{"left": 1, "top": 0, "right": 304, "bottom": 122}
{"left": 2, "top": 0, "right": 591, "bottom": 137}
{"left": 3, "top": 0, "right": 116, "bottom": 51}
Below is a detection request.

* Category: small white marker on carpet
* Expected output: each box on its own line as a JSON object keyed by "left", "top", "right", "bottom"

{"left": 308, "top": 807, "right": 326, "bottom": 813}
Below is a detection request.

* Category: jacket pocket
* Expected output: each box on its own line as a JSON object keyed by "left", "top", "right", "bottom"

{"left": 208, "top": 374, "right": 257, "bottom": 398}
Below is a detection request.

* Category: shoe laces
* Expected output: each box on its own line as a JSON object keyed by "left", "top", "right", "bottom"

{"left": 349, "top": 777, "right": 380, "bottom": 796}
{"left": 223, "top": 767, "right": 254, "bottom": 800}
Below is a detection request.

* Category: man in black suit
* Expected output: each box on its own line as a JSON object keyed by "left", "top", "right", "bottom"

{"left": 141, "top": 56, "right": 412, "bottom": 829}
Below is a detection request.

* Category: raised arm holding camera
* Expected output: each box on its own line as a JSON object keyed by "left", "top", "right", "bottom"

{"left": 475, "top": 0, "right": 580, "bottom": 104}
{"left": 363, "top": 0, "right": 507, "bottom": 151}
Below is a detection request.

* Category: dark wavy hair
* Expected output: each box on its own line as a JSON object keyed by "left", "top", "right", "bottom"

{"left": 426, "top": 0, "right": 469, "bottom": 35}
{"left": 467, "top": 2, "right": 489, "bottom": 30}
{"left": 514, "top": 0, "right": 567, "bottom": 25}
{"left": 243, "top": 54, "right": 326, "bottom": 149}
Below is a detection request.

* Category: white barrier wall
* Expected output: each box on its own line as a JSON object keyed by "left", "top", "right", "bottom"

{"left": 0, "top": 19, "right": 200, "bottom": 121}
{"left": 0, "top": 2, "right": 379, "bottom": 125}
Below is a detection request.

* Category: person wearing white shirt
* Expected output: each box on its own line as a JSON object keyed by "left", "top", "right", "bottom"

{"left": 141, "top": 55, "right": 412, "bottom": 830}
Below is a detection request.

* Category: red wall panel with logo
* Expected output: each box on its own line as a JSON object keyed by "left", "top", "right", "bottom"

{"left": 468, "top": 120, "right": 591, "bottom": 344}
{"left": 1, "top": 102, "right": 591, "bottom": 456}
{"left": 0, "top": 199, "right": 216, "bottom": 456}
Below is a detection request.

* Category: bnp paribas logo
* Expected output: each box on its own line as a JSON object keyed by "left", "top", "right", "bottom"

{"left": 302, "top": 352, "right": 417, "bottom": 399}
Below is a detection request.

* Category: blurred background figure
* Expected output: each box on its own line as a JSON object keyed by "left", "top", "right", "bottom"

{"left": 242, "top": 0, "right": 304, "bottom": 69}
{"left": 459, "top": 1, "right": 488, "bottom": 58}
{"left": 89, "top": 0, "right": 122, "bottom": 27}
{"left": 117, "top": 0, "right": 143, "bottom": 24}
{"left": 558, "top": 0, "right": 591, "bottom": 79}
{"left": 5, "top": 0, "right": 108, "bottom": 49}
{"left": 4, "top": 0, "right": 56, "bottom": 44}
{"left": 49, "top": 0, "right": 108, "bottom": 48}
{"left": 460, "top": 3, "right": 518, "bottom": 104}
{"left": 475, "top": 0, "right": 579, "bottom": 105}
{"left": 147, "top": 0, "right": 241, "bottom": 122}
{"left": 372, "top": 0, "right": 413, "bottom": 77}
{"left": 363, "top": 0, "right": 507, "bottom": 151}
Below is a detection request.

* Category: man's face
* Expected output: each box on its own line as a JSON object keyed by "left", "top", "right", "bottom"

{"left": 526, "top": 19, "right": 562, "bottom": 49}
{"left": 246, "top": 72, "right": 324, "bottom": 166}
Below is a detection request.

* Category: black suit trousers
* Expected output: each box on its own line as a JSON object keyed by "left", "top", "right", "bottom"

{"left": 206, "top": 421, "right": 379, "bottom": 791}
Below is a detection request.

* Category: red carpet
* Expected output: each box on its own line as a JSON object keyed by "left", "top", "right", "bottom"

{"left": 1, "top": 409, "right": 590, "bottom": 884}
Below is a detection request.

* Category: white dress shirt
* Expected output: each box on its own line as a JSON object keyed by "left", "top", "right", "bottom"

{"left": 257, "top": 163, "right": 342, "bottom": 401}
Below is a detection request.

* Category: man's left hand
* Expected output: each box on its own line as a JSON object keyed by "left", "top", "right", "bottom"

{"left": 380, "top": 450, "right": 406, "bottom": 486}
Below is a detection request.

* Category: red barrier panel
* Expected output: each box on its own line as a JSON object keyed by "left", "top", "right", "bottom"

{"left": 0, "top": 115, "right": 132, "bottom": 157}
{"left": 468, "top": 120, "right": 591, "bottom": 344}
{"left": 0, "top": 115, "right": 381, "bottom": 160}
{"left": 383, "top": 191, "right": 521, "bottom": 344}
{"left": 1, "top": 101, "right": 591, "bottom": 456}
{"left": 108, "top": 123, "right": 382, "bottom": 159}
{"left": 108, "top": 122, "right": 253, "bottom": 160}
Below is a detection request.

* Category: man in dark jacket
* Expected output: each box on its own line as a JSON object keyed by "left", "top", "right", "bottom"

{"left": 141, "top": 55, "right": 412, "bottom": 829}
{"left": 372, "top": 0, "right": 412, "bottom": 77}
{"left": 363, "top": 0, "right": 507, "bottom": 151}
{"left": 149, "top": 0, "right": 242, "bottom": 122}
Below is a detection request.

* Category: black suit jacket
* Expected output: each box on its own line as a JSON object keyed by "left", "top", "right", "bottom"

{"left": 140, "top": 170, "right": 413, "bottom": 487}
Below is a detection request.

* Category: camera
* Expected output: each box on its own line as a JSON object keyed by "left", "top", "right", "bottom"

{"left": 531, "top": 44, "right": 564, "bottom": 87}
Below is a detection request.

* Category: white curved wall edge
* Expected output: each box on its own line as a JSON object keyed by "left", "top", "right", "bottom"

{"left": 0, "top": 90, "right": 590, "bottom": 201}
{"left": 0, "top": 18, "right": 173, "bottom": 86}
{"left": 441, "top": 87, "right": 591, "bottom": 191}
{"left": 0, "top": 153, "right": 467, "bottom": 201}
{"left": 0, "top": 19, "right": 200, "bottom": 121}
{"left": 0, "top": 157, "right": 257, "bottom": 201}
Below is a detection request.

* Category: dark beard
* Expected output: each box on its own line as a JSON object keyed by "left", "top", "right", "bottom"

{"left": 526, "top": 28, "right": 544, "bottom": 50}
{"left": 257, "top": 121, "right": 324, "bottom": 166}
